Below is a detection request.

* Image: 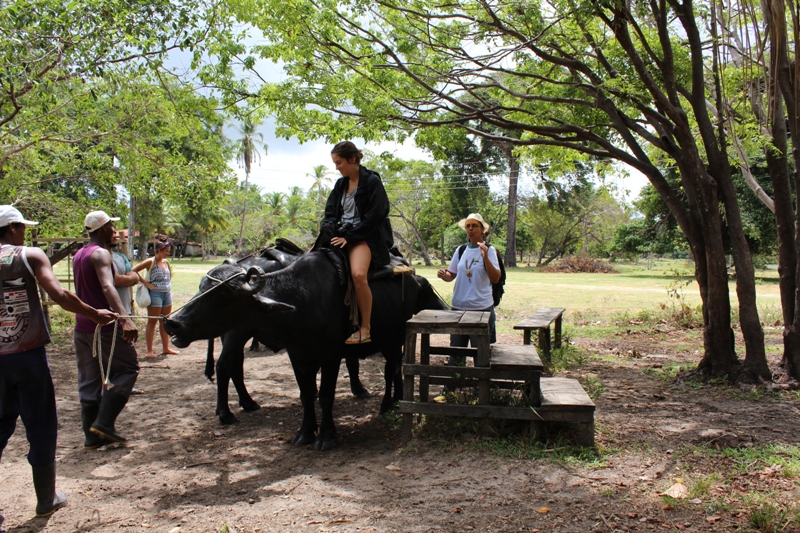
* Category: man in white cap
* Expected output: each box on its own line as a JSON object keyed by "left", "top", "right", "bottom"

{"left": 72, "top": 211, "right": 140, "bottom": 451}
{"left": 0, "top": 206, "right": 116, "bottom": 519}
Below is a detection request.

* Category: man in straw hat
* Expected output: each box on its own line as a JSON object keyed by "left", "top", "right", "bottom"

{"left": 72, "top": 211, "right": 139, "bottom": 451}
{"left": 437, "top": 213, "right": 501, "bottom": 371}
{"left": 0, "top": 206, "right": 116, "bottom": 518}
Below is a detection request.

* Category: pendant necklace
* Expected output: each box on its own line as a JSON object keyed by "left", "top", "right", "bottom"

{"left": 466, "top": 258, "right": 477, "bottom": 282}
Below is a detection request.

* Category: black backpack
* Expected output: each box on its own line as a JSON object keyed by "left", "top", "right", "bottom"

{"left": 456, "top": 244, "right": 506, "bottom": 307}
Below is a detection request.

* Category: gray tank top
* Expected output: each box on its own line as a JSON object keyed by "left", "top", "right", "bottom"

{"left": 0, "top": 245, "right": 51, "bottom": 355}
{"left": 341, "top": 188, "right": 361, "bottom": 226}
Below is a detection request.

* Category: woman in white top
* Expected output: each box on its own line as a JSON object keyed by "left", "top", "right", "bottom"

{"left": 437, "top": 213, "right": 501, "bottom": 364}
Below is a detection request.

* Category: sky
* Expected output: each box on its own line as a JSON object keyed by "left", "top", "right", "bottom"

{"left": 227, "top": 122, "right": 650, "bottom": 203}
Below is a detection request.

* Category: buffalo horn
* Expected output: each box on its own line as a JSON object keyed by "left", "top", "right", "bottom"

{"left": 224, "top": 258, "right": 238, "bottom": 265}
{"left": 240, "top": 266, "right": 266, "bottom": 294}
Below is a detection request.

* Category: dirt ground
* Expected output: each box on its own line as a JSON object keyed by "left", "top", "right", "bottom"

{"left": 2, "top": 328, "right": 800, "bottom": 533}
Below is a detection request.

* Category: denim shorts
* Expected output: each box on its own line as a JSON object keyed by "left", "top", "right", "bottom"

{"left": 148, "top": 290, "right": 172, "bottom": 307}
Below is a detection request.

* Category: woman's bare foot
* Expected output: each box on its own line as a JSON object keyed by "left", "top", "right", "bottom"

{"left": 162, "top": 348, "right": 179, "bottom": 355}
{"left": 145, "top": 352, "right": 157, "bottom": 359}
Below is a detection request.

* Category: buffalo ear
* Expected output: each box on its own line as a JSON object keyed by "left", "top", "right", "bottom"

{"left": 252, "top": 294, "right": 295, "bottom": 313}
{"left": 240, "top": 266, "right": 266, "bottom": 294}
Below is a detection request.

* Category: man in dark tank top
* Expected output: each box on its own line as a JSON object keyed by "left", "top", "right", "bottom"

{"left": 72, "top": 211, "right": 140, "bottom": 453}
{"left": 0, "top": 206, "right": 116, "bottom": 519}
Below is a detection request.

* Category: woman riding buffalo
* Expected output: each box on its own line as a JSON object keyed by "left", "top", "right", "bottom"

{"left": 321, "top": 141, "right": 394, "bottom": 345}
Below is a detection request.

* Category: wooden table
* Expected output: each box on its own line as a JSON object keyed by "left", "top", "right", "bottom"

{"left": 400, "top": 309, "right": 549, "bottom": 442}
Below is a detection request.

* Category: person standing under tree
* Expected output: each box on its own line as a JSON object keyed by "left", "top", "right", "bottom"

{"left": 109, "top": 230, "right": 138, "bottom": 316}
{"left": 132, "top": 241, "right": 178, "bottom": 358}
{"left": 437, "top": 213, "right": 501, "bottom": 364}
{"left": 73, "top": 211, "right": 140, "bottom": 450}
{"left": 0, "top": 206, "right": 116, "bottom": 519}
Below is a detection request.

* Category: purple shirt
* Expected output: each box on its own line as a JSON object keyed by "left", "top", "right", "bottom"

{"left": 73, "top": 244, "right": 113, "bottom": 334}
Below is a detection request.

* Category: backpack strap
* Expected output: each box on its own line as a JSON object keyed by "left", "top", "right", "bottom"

{"left": 456, "top": 243, "right": 468, "bottom": 260}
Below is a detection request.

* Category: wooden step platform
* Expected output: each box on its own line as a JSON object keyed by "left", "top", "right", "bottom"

{"left": 398, "top": 376, "right": 595, "bottom": 447}
{"left": 406, "top": 343, "right": 543, "bottom": 404}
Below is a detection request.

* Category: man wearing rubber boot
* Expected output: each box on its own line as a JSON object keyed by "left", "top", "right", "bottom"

{"left": 73, "top": 211, "right": 139, "bottom": 449}
{"left": 0, "top": 206, "right": 116, "bottom": 517}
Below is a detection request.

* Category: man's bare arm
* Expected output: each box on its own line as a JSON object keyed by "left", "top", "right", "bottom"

{"left": 26, "top": 248, "right": 115, "bottom": 325}
{"left": 114, "top": 270, "right": 139, "bottom": 288}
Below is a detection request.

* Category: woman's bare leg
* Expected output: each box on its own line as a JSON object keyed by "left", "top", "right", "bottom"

{"left": 145, "top": 306, "right": 162, "bottom": 358}
{"left": 159, "top": 304, "right": 178, "bottom": 354}
{"left": 348, "top": 244, "right": 372, "bottom": 340}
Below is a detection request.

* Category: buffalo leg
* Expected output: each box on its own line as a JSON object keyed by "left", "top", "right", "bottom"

{"left": 291, "top": 367, "right": 319, "bottom": 447}
{"left": 380, "top": 349, "right": 403, "bottom": 414}
{"left": 205, "top": 339, "right": 216, "bottom": 383}
{"left": 315, "top": 358, "right": 341, "bottom": 451}
{"left": 215, "top": 331, "right": 253, "bottom": 425}
{"left": 345, "top": 356, "right": 370, "bottom": 398}
{"left": 230, "top": 353, "right": 259, "bottom": 412}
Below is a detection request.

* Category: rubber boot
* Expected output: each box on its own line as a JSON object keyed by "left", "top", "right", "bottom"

{"left": 89, "top": 390, "right": 129, "bottom": 443}
{"left": 81, "top": 404, "right": 109, "bottom": 450}
{"left": 32, "top": 464, "right": 67, "bottom": 517}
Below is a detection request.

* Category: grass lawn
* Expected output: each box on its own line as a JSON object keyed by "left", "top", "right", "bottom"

{"left": 51, "top": 256, "right": 783, "bottom": 332}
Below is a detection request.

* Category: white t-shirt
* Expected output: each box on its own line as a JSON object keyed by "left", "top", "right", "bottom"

{"left": 447, "top": 244, "right": 499, "bottom": 310}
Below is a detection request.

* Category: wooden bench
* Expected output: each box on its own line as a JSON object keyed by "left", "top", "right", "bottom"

{"left": 513, "top": 307, "right": 566, "bottom": 364}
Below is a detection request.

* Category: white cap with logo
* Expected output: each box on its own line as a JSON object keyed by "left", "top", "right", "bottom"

{"left": 84, "top": 211, "right": 120, "bottom": 233}
{"left": 0, "top": 205, "right": 39, "bottom": 228}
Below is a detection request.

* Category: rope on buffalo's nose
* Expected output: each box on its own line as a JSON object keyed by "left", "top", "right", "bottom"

{"left": 92, "top": 269, "right": 249, "bottom": 379}
{"left": 160, "top": 271, "right": 247, "bottom": 320}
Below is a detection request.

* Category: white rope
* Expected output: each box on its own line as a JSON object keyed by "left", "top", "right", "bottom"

{"left": 92, "top": 317, "right": 126, "bottom": 389}
{"left": 92, "top": 269, "right": 248, "bottom": 389}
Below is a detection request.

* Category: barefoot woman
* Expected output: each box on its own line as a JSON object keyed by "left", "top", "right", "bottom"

{"left": 133, "top": 241, "right": 179, "bottom": 358}
{"left": 322, "top": 141, "right": 394, "bottom": 344}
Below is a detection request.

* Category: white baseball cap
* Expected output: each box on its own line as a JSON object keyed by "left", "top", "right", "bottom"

{"left": 84, "top": 211, "right": 120, "bottom": 233}
{"left": 0, "top": 205, "right": 39, "bottom": 228}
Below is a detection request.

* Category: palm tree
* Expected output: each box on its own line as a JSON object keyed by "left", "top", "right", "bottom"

{"left": 235, "top": 115, "right": 267, "bottom": 253}
{"left": 265, "top": 191, "right": 285, "bottom": 216}
{"left": 307, "top": 164, "right": 332, "bottom": 205}
{"left": 307, "top": 164, "right": 333, "bottom": 227}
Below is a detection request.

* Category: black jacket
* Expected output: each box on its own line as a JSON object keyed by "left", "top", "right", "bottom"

{"left": 321, "top": 166, "right": 394, "bottom": 267}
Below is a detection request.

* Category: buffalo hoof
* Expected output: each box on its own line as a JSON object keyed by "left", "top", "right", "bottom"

{"left": 379, "top": 399, "right": 396, "bottom": 415}
{"left": 291, "top": 431, "right": 316, "bottom": 447}
{"left": 218, "top": 412, "right": 238, "bottom": 425}
{"left": 352, "top": 388, "right": 372, "bottom": 399}
{"left": 240, "top": 401, "right": 261, "bottom": 412}
{"left": 314, "top": 435, "right": 338, "bottom": 451}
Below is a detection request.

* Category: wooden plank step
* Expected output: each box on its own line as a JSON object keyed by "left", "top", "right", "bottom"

{"left": 397, "top": 401, "right": 593, "bottom": 423}
{"left": 489, "top": 344, "right": 543, "bottom": 371}
{"left": 540, "top": 377, "right": 594, "bottom": 410}
{"left": 403, "top": 364, "right": 541, "bottom": 382}
{"left": 514, "top": 307, "right": 566, "bottom": 329}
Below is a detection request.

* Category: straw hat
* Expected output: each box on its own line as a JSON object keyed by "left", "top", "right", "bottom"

{"left": 457, "top": 213, "right": 490, "bottom": 232}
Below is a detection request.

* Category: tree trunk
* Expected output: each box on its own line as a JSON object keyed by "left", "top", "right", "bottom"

{"left": 505, "top": 155, "right": 518, "bottom": 267}
{"left": 766, "top": 0, "right": 800, "bottom": 380}
{"left": 395, "top": 211, "right": 432, "bottom": 266}
{"left": 237, "top": 174, "right": 250, "bottom": 253}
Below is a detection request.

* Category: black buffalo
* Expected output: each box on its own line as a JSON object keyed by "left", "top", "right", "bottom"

{"left": 165, "top": 250, "right": 447, "bottom": 450}
{"left": 204, "top": 247, "right": 370, "bottom": 424}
